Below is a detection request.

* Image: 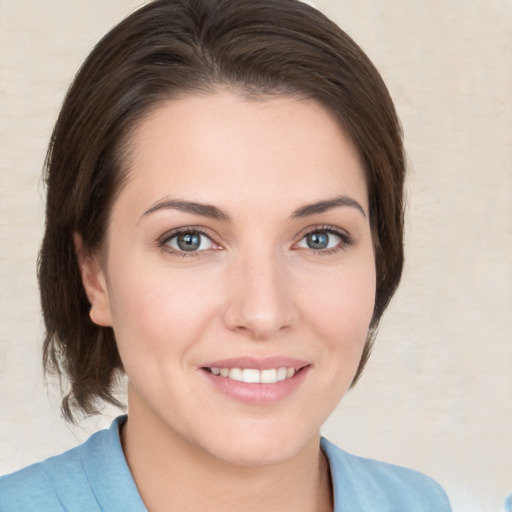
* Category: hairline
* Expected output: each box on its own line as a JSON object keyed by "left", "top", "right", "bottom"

{"left": 100, "top": 84, "right": 369, "bottom": 248}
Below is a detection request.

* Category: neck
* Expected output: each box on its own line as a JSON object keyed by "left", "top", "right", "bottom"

{"left": 121, "top": 390, "right": 333, "bottom": 512}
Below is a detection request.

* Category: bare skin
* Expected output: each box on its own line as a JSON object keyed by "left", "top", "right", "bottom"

{"left": 78, "top": 90, "right": 374, "bottom": 511}
{"left": 121, "top": 386, "right": 333, "bottom": 512}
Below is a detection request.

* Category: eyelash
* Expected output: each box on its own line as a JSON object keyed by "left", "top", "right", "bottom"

{"left": 157, "top": 225, "right": 353, "bottom": 257}
{"left": 295, "top": 225, "right": 354, "bottom": 255}
{"left": 157, "top": 227, "right": 219, "bottom": 258}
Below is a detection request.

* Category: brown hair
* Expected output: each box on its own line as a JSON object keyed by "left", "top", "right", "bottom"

{"left": 39, "top": 0, "right": 405, "bottom": 421}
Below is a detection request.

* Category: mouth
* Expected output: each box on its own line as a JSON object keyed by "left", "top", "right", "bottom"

{"left": 203, "top": 366, "right": 300, "bottom": 384}
{"left": 199, "top": 356, "right": 313, "bottom": 406}
{"left": 200, "top": 358, "right": 310, "bottom": 403}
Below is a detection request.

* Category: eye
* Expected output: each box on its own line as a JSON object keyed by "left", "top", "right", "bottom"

{"left": 296, "top": 228, "right": 349, "bottom": 251}
{"left": 164, "top": 230, "right": 215, "bottom": 253}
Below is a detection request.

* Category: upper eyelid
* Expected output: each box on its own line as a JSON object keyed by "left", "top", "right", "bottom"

{"left": 295, "top": 224, "right": 351, "bottom": 240}
{"left": 292, "top": 225, "right": 354, "bottom": 253}
{"left": 157, "top": 228, "right": 221, "bottom": 258}
{"left": 158, "top": 226, "right": 217, "bottom": 245}
{"left": 156, "top": 224, "right": 351, "bottom": 250}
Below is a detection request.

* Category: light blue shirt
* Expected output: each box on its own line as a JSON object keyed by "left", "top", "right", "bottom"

{"left": 0, "top": 416, "right": 451, "bottom": 511}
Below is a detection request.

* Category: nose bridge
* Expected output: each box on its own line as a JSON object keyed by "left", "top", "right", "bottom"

{"left": 224, "top": 245, "right": 296, "bottom": 339}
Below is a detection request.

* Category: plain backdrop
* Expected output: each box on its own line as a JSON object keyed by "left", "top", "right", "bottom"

{"left": 1, "top": 1, "right": 511, "bottom": 511}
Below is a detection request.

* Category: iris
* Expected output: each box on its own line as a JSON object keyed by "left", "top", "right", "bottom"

{"left": 306, "top": 232, "right": 330, "bottom": 250}
{"left": 177, "top": 233, "right": 202, "bottom": 251}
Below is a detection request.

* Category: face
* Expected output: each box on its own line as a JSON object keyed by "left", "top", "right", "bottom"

{"left": 85, "top": 90, "right": 376, "bottom": 466}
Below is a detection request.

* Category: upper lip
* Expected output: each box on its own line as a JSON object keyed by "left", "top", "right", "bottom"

{"left": 201, "top": 356, "right": 310, "bottom": 370}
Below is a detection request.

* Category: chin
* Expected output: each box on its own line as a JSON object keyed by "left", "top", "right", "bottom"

{"left": 192, "top": 423, "right": 320, "bottom": 467}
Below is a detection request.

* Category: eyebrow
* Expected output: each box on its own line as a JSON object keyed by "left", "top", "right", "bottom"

{"left": 141, "top": 195, "right": 366, "bottom": 222}
{"left": 291, "top": 196, "right": 367, "bottom": 218}
{"left": 142, "top": 199, "right": 231, "bottom": 221}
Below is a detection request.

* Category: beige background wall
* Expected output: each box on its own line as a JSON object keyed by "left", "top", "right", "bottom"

{"left": 1, "top": 1, "right": 511, "bottom": 511}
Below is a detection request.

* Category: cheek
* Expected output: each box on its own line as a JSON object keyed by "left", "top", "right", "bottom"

{"left": 106, "top": 263, "right": 218, "bottom": 355}
{"left": 301, "top": 264, "right": 376, "bottom": 349}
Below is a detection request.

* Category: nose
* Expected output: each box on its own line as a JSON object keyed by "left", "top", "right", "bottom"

{"left": 222, "top": 250, "right": 297, "bottom": 340}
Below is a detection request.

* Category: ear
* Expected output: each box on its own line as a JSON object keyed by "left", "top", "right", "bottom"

{"left": 74, "top": 232, "right": 113, "bottom": 327}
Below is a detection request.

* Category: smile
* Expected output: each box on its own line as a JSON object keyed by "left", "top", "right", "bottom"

{"left": 201, "top": 360, "right": 310, "bottom": 404}
{"left": 206, "top": 367, "right": 297, "bottom": 384}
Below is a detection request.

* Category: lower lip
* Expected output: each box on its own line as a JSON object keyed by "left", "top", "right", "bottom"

{"left": 201, "top": 367, "right": 310, "bottom": 404}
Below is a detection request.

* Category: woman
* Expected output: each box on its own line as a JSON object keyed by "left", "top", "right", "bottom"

{"left": 0, "top": 0, "right": 452, "bottom": 510}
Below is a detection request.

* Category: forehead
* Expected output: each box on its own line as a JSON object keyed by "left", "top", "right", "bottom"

{"left": 118, "top": 90, "right": 368, "bottom": 217}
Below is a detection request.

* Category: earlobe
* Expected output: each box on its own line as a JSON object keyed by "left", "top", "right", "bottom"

{"left": 73, "top": 233, "right": 113, "bottom": 327}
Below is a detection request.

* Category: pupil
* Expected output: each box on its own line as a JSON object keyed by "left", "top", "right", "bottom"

{"left": 307, "top": 232, "right": 328, "bottom": 249}
{"left": 177, "top": 233, "right": 201, "bottom": 251}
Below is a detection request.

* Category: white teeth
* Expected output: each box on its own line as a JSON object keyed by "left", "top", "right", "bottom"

{"left": 209, "top": 366, "right": 297, "bottom": 383}
{"left": 260, "top": 369, "right": 277, "bottom": 383}
{"left": 229, "top": 368, "right": 243, "bottom": 381}
{"left": 277, "top": 367, "right": 287, "bottom": 381}
{"left": 242, "top": 369, "right": 260, "bottom": 383}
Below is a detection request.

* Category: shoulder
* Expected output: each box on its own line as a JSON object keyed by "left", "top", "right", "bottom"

{"left": 0, "top": 416, "right": 145, "bottom": 512}
{"left": 0, "top": 440, "right": 94, "bottom": 511}
{"left": 321, "top": 438, "right": 452, "bottom": 512}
